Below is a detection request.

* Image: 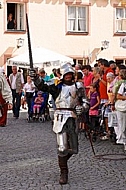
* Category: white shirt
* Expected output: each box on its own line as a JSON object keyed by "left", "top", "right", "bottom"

{"left": 118, "top": 82, "right": 126, "bottom": 96}
{"left": 9, "top": 73, "right": 24, "bottom": 89}
{"left": 23, "top": 82, "right": 35, "bottom": 93}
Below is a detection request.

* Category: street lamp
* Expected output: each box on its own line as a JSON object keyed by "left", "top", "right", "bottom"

{"left": 101, "top": 40, "right": 109, "bottom": 50}
{"left": 16, "top": 38, "right": 24, "bottom": 48}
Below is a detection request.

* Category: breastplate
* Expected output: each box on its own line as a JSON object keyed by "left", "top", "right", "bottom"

{"left": 55, "top": 84, "right": 77, "bottom": 108}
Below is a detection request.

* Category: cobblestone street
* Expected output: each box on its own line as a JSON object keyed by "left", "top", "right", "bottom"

{"left": 0, "top": 111, "right": 126, "bottom": 190}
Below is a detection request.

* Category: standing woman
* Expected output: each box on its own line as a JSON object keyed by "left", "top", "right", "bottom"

{"left": 111, "top": 65, "right": 126, "bottom": 107}
{"left": 92, "top": 67, "right": 101, "bottom": 87}
{"left": 116, "top": 69, "right": 126, "bottom": 151}
{"left": 7, "top": 13, "right": 16, "bottom": 29}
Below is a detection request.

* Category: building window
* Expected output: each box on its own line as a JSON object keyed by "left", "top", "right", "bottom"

{"left": 116, "top": 7, "right": 126, "bottom": 33}
{"left": 68, "top": 6, "right": 88, "bottom": 33}
{"left": 7, "top": 3, "right": 25, "bottom": 31}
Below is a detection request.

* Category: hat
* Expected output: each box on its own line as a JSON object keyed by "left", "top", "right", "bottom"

{"left": 37, "top": 91, "right": 43, "bottom": 95}
{"left": 106, "top": 72, "right": 115, "bottom": 78}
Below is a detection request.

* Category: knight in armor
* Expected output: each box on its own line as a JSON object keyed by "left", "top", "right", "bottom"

{"left": 0, "top": 68, "right": 13, "bottom": 126}
{"left": 29, "top": 63, "right": 89, "bottom": 184}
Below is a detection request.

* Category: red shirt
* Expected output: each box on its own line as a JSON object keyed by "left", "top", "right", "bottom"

{"left": 83, "top": 72, "right": 93, "bottom": 95}
{"left": 99, "top": 68, "right": 114, "bottom": 99}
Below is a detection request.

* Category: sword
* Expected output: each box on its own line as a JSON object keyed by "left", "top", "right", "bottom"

{"left": 26, "top": 13, "right": 33, "bottom": 69}
{"left": 85, "top": 122, "right": 96, "bottom": 156}
{"left": 26, "top": 13, "right": 37, "bottom": 80}
{"left": 76, "top": 113, "right": 96, "bottom": 156}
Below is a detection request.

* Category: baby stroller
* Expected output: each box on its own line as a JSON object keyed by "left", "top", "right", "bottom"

{"left": 27, "top": 91, "right": 50, "bottom": 122}
{"left": 89, "top": 103, "right": 116, "bottom": 142}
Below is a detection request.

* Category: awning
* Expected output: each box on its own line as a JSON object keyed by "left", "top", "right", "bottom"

{"left": 8, "top": 47, "right": 74, "bottom": 70}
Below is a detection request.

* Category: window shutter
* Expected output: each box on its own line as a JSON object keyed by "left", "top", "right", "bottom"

{"left": 17, "top": 4, "right": 24, "bottom": 30}
{"left": 116, "top": 19, "right": 122, "bottom": 31}
{"left": 68, "top": 7, "right": 76, "bottom": 31}
{"left": 122, "top": 19, "right": 126, "bottom": 31}
{"left": 78, "top": 7, "right": 86, "bottom": 31}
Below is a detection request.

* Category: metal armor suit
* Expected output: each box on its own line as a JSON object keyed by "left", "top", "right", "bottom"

{"left": 31, "top": 63, "right": 87, "bottom": 184}
{"left": 53, "top": 82, "right": 79, "bottom": 156}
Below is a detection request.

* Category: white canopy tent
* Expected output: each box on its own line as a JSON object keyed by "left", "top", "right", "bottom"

{"left": 7, "top": 47, "right": 74, "bottom": 74}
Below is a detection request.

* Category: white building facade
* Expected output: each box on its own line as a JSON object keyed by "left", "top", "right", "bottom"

{"left": 0, "top": 0, "right": 126, "bottom": 73}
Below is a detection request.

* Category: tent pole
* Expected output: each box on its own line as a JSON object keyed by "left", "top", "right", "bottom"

{"left": 26, "top": 13, "right": 33, "bottom": 69}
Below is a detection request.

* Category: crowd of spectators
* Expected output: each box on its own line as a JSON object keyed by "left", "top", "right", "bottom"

{"left": 75, "top": 59, "right": 126, "bottom": 151}
{"left": 0, "top": 58, "right": 126, "bottom": 150}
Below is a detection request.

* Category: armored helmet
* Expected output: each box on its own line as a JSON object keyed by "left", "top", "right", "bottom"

{"left": 60, "top": 63, "right": 75, "bottom": 78}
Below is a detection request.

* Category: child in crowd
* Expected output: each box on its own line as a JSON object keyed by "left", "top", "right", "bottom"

{"left": 23, "top": 75, "right": 35, "bottom": 116}
{"left": 33, "top": 91, "right": 44, "bottom": 118}
{"left": 21, "top": 90, "right": 27, "bottom": 109}
{"left": 88, "top": 83, "right": 100, "bottom": 129}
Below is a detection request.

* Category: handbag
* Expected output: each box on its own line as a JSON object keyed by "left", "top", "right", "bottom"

{"left": 115, "top": 100, "right": 126, "bottom": 112}
{"left": 108, "top": 111, "right": 118, "bottom": 127}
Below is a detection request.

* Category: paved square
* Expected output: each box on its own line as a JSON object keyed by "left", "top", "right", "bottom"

{"left": 0, "top": 111, "right": 125, "bottom": 190}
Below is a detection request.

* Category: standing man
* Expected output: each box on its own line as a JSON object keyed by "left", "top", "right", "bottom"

{"left": 29, "top": 63, "right": 88, "bottom": 185}
{"left": 99, "top": 59, "right": 114, "bottom": 139}
{"left": 38, "top": 69, "right": 50, "bottom": 82}
{"left": 0, "top": 68, "right": 12, "bottom": 127}
{"left": 82, "top": 65, "right": 93, "bottom": 96}
{"left": 9, "top": 66, "right": 24, "bottom": 119}
{"left": 75, "top": 64, "right": 84, "bottom": 76}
